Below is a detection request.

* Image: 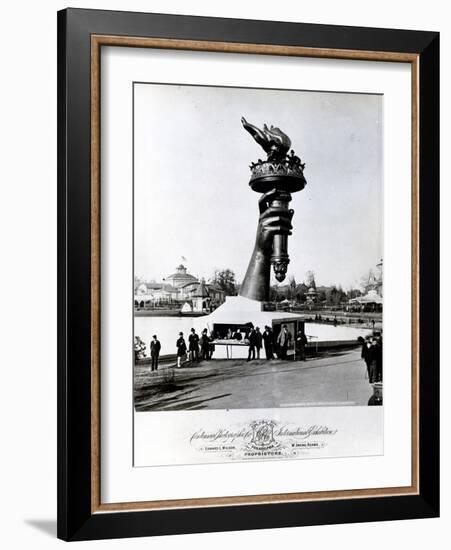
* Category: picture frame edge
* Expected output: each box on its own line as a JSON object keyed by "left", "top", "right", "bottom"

{"left": 57, "top": 8, "right": 440, "bottom": 541}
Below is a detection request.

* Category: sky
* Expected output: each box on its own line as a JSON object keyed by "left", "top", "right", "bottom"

{"left": 134, "top": 83, "right": 383, "bottom": 289}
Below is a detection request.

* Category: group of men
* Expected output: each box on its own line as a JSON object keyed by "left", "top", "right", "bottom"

{"left": 245, "top": 324, "right": 307, "bottom": 362}
{"left": 245, "top": 325, "right": 277, "bottom": 361}
{"left": 145, "top": 328, "right": 215, "bottom": 371}
{"left": 142, "top": 323, "right": 310, "bottom": 372}
{"left": 176, "top": 328, "right": 214, "bottom": 368}
{"left": 360, "top": 335, "right": 383, "bottom": 384}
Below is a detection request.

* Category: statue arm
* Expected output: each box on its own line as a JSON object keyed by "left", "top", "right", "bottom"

{"left": 239, "top": 190, "right": 293, "bottom": 302}
{"left": 239, "top": 248, "right": 272, "bottom": 302}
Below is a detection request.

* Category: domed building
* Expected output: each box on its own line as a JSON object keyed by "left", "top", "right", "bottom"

{"left": 164, "top": 264, "right": 225, "bottom": 309}
{"left": 134, "top": 264, "right": 226, "bottom": 312}
{"left": 164, "top": 264, "right": 198, "bottom": 288}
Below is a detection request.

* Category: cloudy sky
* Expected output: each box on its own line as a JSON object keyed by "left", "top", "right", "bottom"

{"left": 134, "top": 82, "right": 382, "bottom": 289}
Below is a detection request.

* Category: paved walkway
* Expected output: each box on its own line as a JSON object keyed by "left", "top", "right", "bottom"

{"left": 134, "top": 348, "right": 373, "bottom": 411}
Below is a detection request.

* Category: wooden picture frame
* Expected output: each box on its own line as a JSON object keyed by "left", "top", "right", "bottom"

{"left": 57, "top": 8, "right": 439, "bottom": 541}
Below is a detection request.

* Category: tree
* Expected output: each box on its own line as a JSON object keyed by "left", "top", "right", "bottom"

{"left": 347, "top": 288, "right": 362, "bottom": 300}
{"left": 361, "top": 269, "right": 377, "bottom": 293}
{"left": 325, "top": 285, "right": 346, "bottom": 306}
{"left": 305, "top": 270, "right": 316, "bottom": 289}
{"left": 337, "top": 285, "right": 347, "bottom": 304}
{"left": 211, "top": 268, "right": 237, "bottom": 296}
{"left": 134, "top": 275, "right": 144, "bottom": 290}
{"left": 317, "top": 289, "right": 327, "bottom": 302}
{"left": 287, "top": 276, "right": 297, "bottom": 300}
{"left": 269, "top": 284, "right": 290, "bottom": 302}
{"left": 296, "top": 282, "right": 309, "bottom": 302}
{"left": 269, "top": 286, "right": 279, "bottom": 302}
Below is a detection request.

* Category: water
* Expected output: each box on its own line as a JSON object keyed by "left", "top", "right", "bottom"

{"left": 135, "top": 315, "right": 371, "bottom": 359}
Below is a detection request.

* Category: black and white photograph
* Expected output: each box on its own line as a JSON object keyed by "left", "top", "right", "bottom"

{"left": 132, "top": 82, "right": 384, "bottom": 465}
{"left": 0, "top": 0, "right": 443, "bottom": 545}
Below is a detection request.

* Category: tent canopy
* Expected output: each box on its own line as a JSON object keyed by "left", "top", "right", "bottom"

{"left": 349, "top": 290, "right": 383, "bottom": 305}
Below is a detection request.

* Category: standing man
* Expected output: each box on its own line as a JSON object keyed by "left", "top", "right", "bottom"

{"left": 255, "top": 327, "right": 263, "bottom": 359}
{"left": 262, "top": 326, "right": 274, "bottom": 360}
{"left": 368, "top": 338, "right": 380, "bottom": 383}
{"left": 150, "top": 334, "right": 161, "bottom": 371}
{"left": 188, "top": 328, "right": 200, "bottom": 362}
{"left": 360, "top": 337, "right": 372, "bottom": 380}
{"left": 296, "top": 330, "right": 308, "bottom": 361}
{"left": 176, "top": 332, "right": 187, "bottom": 368}
{"left": 277, "top": 324, "right": 292, "bottom": 360}
{"left": 374, "top": 335, "right": 383, "bottom": 382}
{"left": 247, "top": 327, "right": 257, "bottom": 362}
{"left": 208, "top": 337, "right": 215, "bottom": 360}
{"left": 200, "top": 329, "right": 210, "bottom": 361}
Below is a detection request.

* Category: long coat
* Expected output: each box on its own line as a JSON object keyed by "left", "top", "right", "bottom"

{"left": 248, "top": 331, "right": 258, "bottom": 347}
{"left": 176, "top": 337, "right": 187, "bottom": 357}
{"left": 255, "top": 331, "right": 263, "bottom": 349}
{"left": 150, "top": 340, "right": 161, "bottom": 356}
{"left": 201, "top": 334, "right": 210, "bottom": 350}
{"left": 262, "top": 330, "right": 273, "bottom": 347}
{"left": 188, "top": 333, "right": 199, "bottom": 351}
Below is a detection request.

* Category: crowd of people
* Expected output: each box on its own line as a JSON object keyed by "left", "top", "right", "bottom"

{"left": 221, "top": 324, "right": 308, "bottom": 362}
{"left": 134, "top": 329, "right": 215, "bottom": 371}
{"left": 175, "top": 328, "right": 215, "bottom": 368}
{"left": 134, "top": 323, "right": 310, "bottom": 371}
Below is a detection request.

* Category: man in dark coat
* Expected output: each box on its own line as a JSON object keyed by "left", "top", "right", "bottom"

{"left": 360, "top": 337, "right": 372, "bottom": 380}
{"left": 200, "top": 329, "right": 210, "bottom": 361}
{"left": 247, "top": 327, "right": 258, "bottom": 361}
{"left": 262, "top": 326, "right": 274, "bottom": 360}
{"left": 255, "top": 327, "right": 263, "bottom": 359}
{"left": 176, "top": 332, "right": 187, "bottom": 368}
{"left": 374, "top": 336, "right": 383, "bottom": 382}
{"left": 150, "top": 334, "right": 161, "bottom": 371}
{"left": 366, "top": 338, "right": 381, "bottom": 383}
{"left": 188, "top": 328, "right": 200, "bottom": 362}
{"left": 296, "top": 331, "right": 308, "bottom": 361}
{"left": 233, "top": 329, "right": 243, "bottom": 341}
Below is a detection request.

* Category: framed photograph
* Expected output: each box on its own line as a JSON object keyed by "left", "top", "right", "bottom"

{"left": 57, "top": 8, "right": 439, "bottom": 541}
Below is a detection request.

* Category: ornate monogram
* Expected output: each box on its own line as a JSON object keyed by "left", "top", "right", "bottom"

{"left": 248, "top": 420, "right": 279, "bottom": 450}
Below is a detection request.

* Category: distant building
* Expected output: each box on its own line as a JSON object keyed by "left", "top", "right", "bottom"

{"left": 164, "top": 264, "right": 198, "bottom": 288}
{"left": 191, "top": 279, "right": 211, "bottom": 312}
{"left": 363, "top": 260, "right": 383, "bottom": 297}
{"left": 348, "top": 260, "right": 383, "bottom": 311}
{"left": 306, "top": 287, "right": 318, "bottom": 304}
{"left": 348, "top": 289, "right": 382, "bottom": 311}
{"left": 134, "top": 282, "right": 178, "bottom": 308}
{"left": 134, "top": 264, "right": 225, "bottom": 311}
{"left": 375, "top": 259, "right": 383, "bottom": 297}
